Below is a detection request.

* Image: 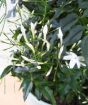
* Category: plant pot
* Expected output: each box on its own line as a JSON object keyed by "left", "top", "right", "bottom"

{"left": 25, "top": 93, "right": 51, "bottom": 105}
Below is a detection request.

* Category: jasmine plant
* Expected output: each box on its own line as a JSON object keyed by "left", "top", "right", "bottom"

{"left": 1, "top": 0, "right": 88, "bottom": 105}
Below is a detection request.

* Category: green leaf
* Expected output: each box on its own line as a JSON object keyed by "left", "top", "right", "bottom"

{"left": 81, "top": 36, "right": 88, "bottom": 66}
{"left": 60, "top": 13, "right": 78, "bottom": 32}
{"left": 23, "top": 81, "right": 33, "bottom": 100}
{"left": 53, "top": 8, "right": 64, "bottom": 19}
{"left": 35, "top": 89, "right": 42, "bottom": 100}
{"left": 0, "top": 65, "right": 12, "bottom": 78}
{"left": 78, "top": 0, "right": 88, "bottom": 9}
{"left": 59, "top": 84, "right": 70, "bottom": 96}
{"left": 42, "top": 86, "right": 56, "bottom": 105}
{"left": 49, "top": 32, "right": 57, "bottom": 45}
{"left": 50, "top": 19, "right": 59, "bottom": 28}
{"left": 13, "top": 28, "right": 21, "bottom": 40}
{"left": 63, "top": 25, "right": 83, "bottom": 46}
{"left": 83, "top": 9, "right": 88, "bottom": 17}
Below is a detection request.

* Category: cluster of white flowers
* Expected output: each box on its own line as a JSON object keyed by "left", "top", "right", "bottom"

{"left": 58, "top": 28, "right": 86, "bottom": 69}
{"left": 26, "top": 22, "right": 86, "bottom": 69}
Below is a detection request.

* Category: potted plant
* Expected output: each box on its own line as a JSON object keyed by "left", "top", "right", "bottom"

{"left": 1, "top": 0, "right": 88, "bottom": 105}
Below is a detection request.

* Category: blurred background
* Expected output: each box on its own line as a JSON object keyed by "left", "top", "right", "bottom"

{"left": 0, "top": 1, "right": 26, "bottom": 105}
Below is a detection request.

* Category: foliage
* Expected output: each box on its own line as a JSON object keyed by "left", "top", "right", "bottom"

{"left": 1, "top": 0, "right": 88, "bottom": 105}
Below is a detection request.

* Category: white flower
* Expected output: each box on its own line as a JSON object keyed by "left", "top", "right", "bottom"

{"left": 46, "top": 66, "right": 52, "bottom": 77}
{"left": 21, "top": 24, "right": 35, "bottom": 54}
{"left": 30, "top": 22, "right": 37, "bottom": 38}
{"left": 57, "top": 27, "right": 63, "bottom": 45}
{"left": 36, "top": 65, "right": 41, "bottom": 70}
{"left": 42, "top": 24, "right": 50, "bottom": 51}
{"left": 58, "top": 45, "right": 64, "bottom": 59}
{"left": 20, "top": 24, "right": 27, "bottom": 41}
{"left": 43, "top": 24, "right": 48, "bottom": 40}
{"left": 63, "top": 52, "right": 85, "bottom": 69}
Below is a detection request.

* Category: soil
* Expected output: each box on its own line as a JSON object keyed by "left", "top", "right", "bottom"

{"left": 56, "top": 96, "right": 80, "bottom": 105}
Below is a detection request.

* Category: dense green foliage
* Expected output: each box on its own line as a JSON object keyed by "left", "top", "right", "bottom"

{"left": 1, "top": 0, "right": 88, "bottom": 105}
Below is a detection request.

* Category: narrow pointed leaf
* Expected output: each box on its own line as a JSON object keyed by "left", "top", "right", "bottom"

{"left": 60, "top": 13, "right": 78, "bottom": 32}
{"left": 0, "top": 65, "right": 12, "bottom": 78}
{"left": 64, "top": 25, "right": 83, "bottom": 46}
{"left": 81, "top": 36, "right": 88, "bottom": 66}
{"left": 42, "top": 87, "right": 56, "bottom": 105}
